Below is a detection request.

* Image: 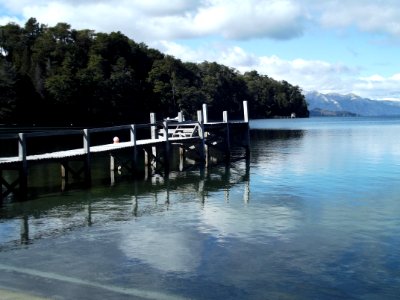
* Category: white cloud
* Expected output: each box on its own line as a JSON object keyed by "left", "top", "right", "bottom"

{"left": 0, "top": 0, "right": 307, "bottom": 41}
{"left": 209, "top": 46, "right": 359, "bottom": 94}
{"left": 159, "top": 41, "right": 400, "bottom": 100}
{"left": 3, "top": 0, "right": 400, "bottom": 40}
{"left": 317, "top": 0, "right": 400, "bottom": 37}
{"left": 193, "top": 0, "right": 306, "bottom": 40}
{"left": 0, "top": 16, "right": 20, "bottom": 24}
{"left": 127, "top": 0, "right": 199, "bottom": 16}
{"left": 2, "top": 0, "right": 400, "bottom": 100}
{"left": 355, "top": 73, "right": 400, "bottom": 100}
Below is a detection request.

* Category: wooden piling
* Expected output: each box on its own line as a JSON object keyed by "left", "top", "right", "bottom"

{"left": 18, "top": 133, "right": 28, "bottom": 195}
{"left": 223, "top": 110, "right": 231, "bottom": 160}
{"left": 130, "top": 124, "right": 137, "bottom": 172}
{"left": 83, "top": 129, "right": 92, "bottom": 186}
{"left": 243, "top": 101, "right": 251, "bottom": 156}
{"left": 150, "top": 113, "right": 157, "bottom": 169}
{"left": 163, "top": 120, "right": 170, "bottom": 173}
{"left": 197, "top": 110, "right": 207, "bottom": 165}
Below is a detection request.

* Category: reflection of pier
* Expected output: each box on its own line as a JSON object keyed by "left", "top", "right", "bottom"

{"left": 1, "top": 158, "right": 250, "bottom": 248}
{"left": 1, "top": 102, "right": 250, "bottom": 202}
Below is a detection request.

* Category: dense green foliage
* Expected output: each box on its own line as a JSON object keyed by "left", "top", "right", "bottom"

{"left": 0, "top": 18, "right": 309, "bottom": 125}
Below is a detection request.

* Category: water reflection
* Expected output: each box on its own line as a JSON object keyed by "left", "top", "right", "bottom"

{"left": 1, "top": 119, "right": 400, "bottom": 299}
{"left": 0, "top": 159, "right": 250, "bottom": 251}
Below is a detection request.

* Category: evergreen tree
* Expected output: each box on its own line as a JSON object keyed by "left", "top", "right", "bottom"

{"left": 0, "top": 19, "right": 309, "bottom": 125}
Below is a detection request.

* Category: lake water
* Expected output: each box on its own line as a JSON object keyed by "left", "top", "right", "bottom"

{"left": 1, "top": 117, "right": 400, "bottom": 299}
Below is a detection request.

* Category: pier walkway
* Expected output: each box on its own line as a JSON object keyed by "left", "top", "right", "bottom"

{"left": 0, "top": 102, "right": 250, "bottom": 201}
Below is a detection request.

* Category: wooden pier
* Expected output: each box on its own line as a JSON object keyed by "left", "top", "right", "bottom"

{"left": 0, "top": 102, "right": 250, "bottom": 202}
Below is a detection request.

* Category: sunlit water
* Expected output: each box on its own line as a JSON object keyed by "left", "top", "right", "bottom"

{"left": 1, "top": 117, "right": 400, "bottom": 299}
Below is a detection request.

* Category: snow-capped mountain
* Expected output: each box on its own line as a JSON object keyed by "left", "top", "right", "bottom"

{"left": 305, "top": 91, "right": 400, "bottom": 116}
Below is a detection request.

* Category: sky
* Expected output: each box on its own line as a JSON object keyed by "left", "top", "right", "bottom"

{"left": 1, "top": 0, "right": 400, "bottom": 101}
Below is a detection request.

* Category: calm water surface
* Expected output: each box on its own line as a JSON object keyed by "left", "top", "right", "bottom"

{"left": 1, "top": 117, "right": 400, "bottom": 299}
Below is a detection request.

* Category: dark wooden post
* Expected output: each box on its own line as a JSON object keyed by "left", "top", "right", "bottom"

{"left": 60, "top": 161, "right": 69, "bottom": 191}
{"left": 20, "top": 215, "right": 29, "bottom": 244}
{"left": 0, "top": 169, "right": 3, "bottom": 202}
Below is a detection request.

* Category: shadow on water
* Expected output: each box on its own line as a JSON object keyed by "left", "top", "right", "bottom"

{"left": 249, "top": 128, "right": 305, "bottom": 161}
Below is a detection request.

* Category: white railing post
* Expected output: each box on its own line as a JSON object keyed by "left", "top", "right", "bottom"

{"left": 163, "top": 120, "right": 170, "bottom": 172}
{"left": 130, "top": 124, "right": 138, "bottom": 173}
{"left": 243, "top": 101, "right": 250, "bottom": 156}
{"left": 150, "top": 112, "right": 157, "bottom": 168}
{"left": 18, "top": 133, "right": 28, "bottom": 193}
{"left": 178, "top": 111, "right": 184, "bottom": 122}
{"left": 197, "top": 110, "right": 207, "bottom": 165}
{"left": 243, "top": 100, "right": 249, "bottom": 122}
{"left": 202, "top": 104, "right": 208, "bottom": 124}
{"left": 18, "top": 133, "right": 27, "bottom": 166}
{"left": 223, "top": 111, "right": 231, "bottom": 158}
{"left": 83, "top": 129, "right": 91, "bottom": 185}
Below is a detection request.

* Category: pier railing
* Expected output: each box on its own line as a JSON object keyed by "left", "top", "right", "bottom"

{"left": 0, "top": 121, "right": 200, "bottom": 163}
{"left": 0, "top": 101, "right": 250, "bottom": 201}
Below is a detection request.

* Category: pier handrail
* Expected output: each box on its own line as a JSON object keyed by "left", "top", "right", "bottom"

{"left": 24, "top": 129, "right": 83, "bottom": 138}
{"left": 1, "top": 101, "right": 251, "bottom": 202}
{"left": 0, "top": 121, "right": 202, "bottom": 163}
{"left": 1, "top": 100, "right": 249, "bottom": 165}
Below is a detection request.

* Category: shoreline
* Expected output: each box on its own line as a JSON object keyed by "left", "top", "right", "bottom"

{"left": 0, "top": 289, "right": 47, "bottom": 300}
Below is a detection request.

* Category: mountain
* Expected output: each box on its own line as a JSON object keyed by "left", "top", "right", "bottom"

{"left": 309, "top": 108, "right": 358, "bottom": 117}
{"left": 305, "top": 91, "right": 400, "bottom": 116}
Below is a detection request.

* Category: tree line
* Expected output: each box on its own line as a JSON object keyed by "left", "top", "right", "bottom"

{"left": 0, "top": 18, "right": 309, "bottom": 126}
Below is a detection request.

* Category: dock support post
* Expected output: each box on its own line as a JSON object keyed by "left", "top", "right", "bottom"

{"left": 83, "top": 129, "right": 91, "bottom": 186}
{"left": 110, "top": 152, "right": 116, "bottom": 186}
{"left": 163, "top": 120, "right": 170, "bottom": 174}
{"left": 243, "top": 100, "right": 250, "bottom": 156}
{"left": 150, "top": 113, "right": 157, "bottom": 169}
{"left": 0, "top": 169, "right": 2, "bottom": 203}
{"left": 130, "top": 125, "right": 137, "bottom": 174}
{"left": 179, "top": 147, "right": 185, "bottom": 171}
{"left": 110, "top": 153, "right": 115, "bottom": 171}
{"left": 197, "top": 110, "right": 207, "bottom": 166}
{"left": 20, "top": 215, "right": 29, "bottom": 244}
{"left": 223, "top": 111, "right": 231, "bottom": 161}
{"left": 18, "top": 133, "right": 28, "bottom": 197}
{"left": 60, "top": 162, "right": 68, "bottom": 191}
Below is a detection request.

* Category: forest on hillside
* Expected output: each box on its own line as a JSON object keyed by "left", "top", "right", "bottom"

{"left": 0, "top": 18, "right": 309, "bottom": 126}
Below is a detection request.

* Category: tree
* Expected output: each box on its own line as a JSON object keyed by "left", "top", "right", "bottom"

{"left": 0, "top": 19, "right": 309, "bottom": 125}
{"left": 199, "top": 61, "right": 248, "bottom": 119}
{"left": 0, "top": 57, "right": 16, "bottom": 121}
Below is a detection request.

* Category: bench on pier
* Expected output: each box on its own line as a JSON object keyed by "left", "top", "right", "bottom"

{"left": 159, "top": 124, "right": 199, "bottom": 138}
